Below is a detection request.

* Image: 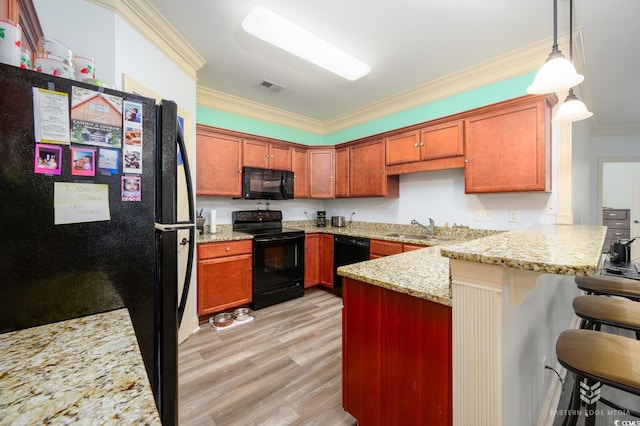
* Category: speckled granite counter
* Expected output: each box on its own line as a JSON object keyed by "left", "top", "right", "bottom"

{"left": 440, "top": 224, "right": 607, "bottom": 275}
{"left": 338, "top": 245, "right": 452, "bottom": 306}
{"left": 0, "top": 309, "right": 161, "bottom": 425}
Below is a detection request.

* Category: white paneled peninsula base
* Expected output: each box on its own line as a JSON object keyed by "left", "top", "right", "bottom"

{"left": 440, "top": 225, "right": 606, "bottom": 425}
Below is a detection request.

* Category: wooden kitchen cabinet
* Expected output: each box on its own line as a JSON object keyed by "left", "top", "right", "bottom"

{"left": 292, "top": 146, "right": 309, "bottom": 198}
{"left": 319, "top": 233, "right": 334, "bottom": 288}
{"left": 370, "top": 239, "right": 423, "bottom": 259}
{"left": 308, "top": 148, "right": 335, "bottom": 199}
{"left": 304, "top": 233, "right": 320, "bottom": 287}
{"left": 336, "top": 138, "right": 399, "bottom": 198}
{"left": 1, "top": 0, "right": 43, "bottom": 55}
{"left": 196, "top": 125, "right": 242, "bottom": 196}
{"left": 464, "top": 94, "right": 554, "bottom": 193}
{"left": 342, "top": 278, "right": 452, "bottom": 425}
{"left": 335, "top": 146, "right": 350, "bottom": 198}
{"left": 197, "top": 240, "right": 253, "bottom": 316}
{"left": 385, "top": 120, "right": 465, "bottom": 175}
{"left": 350, "top": 138, "right": 399, "bottom": 197}
{"left": 243, "top": 138, "right": 292, "bottom": 171}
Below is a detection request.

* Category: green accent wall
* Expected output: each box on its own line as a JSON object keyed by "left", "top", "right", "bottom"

{"left": 196, "top": 72, "right": 535, "bottom": 146}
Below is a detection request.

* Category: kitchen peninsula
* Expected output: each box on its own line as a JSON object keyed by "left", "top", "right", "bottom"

{"left": 338, "top": 224, "right": 606, "bottom": 425}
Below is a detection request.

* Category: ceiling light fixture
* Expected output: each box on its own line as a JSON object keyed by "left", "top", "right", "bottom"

{"left": 241, "top": 5, "right": 371, "bottom": 81}
{"left": 527, "top": 0, "right": 584, "bottom": 94}
{"left": 553, "top": 0, "right": 593, "bottom": 123}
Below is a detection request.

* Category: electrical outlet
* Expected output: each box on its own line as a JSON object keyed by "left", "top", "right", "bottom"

{"left": 508, "top": 210, "right": 519, "bottom": 223}
{"left": 473, "top": 209, "right": 494, "bottom": 221}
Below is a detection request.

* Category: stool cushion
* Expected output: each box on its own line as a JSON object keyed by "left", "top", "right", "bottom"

{"left": 556, "top": 329, "right": 640, "bottom": 395}
{"left": 575, "top": 275, "right": 640, "bottom": 299}
{"left": 573, "top": 295, "right": 640, "bottom": 331}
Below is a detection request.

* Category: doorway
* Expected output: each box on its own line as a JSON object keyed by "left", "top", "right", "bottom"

{"left": 600, "top": 159, "right": 640, "bottom": 260}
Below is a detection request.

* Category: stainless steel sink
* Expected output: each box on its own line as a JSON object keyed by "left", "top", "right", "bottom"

{"left": 384, "top": 233, "right": 446, "bottom": 242}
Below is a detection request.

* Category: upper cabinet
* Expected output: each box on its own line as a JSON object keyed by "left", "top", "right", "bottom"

{"left": 1, "top": 0, "right": 43, "bottom": 55}
{"left": 196, "top": 125, "right": 242, "bottom": 197}
{"left": 385, "top": 120, "right": 465, "bottom": 175}
{"left": 464, "top": 95, "right": 554, "bottom": 193}
{"left": 308, "top": 147, "right": 335, "bottom": 199}
{"left": 292, "top": 146, "right": 309, "bottom": 199}
{"left": 348, "top": 138, "right": 398, "bottom": 198}
{"left": 243, "top": 139, "right": 292, "bottom": 171}
{"left": 335, "top": 146, "right": 350, "bottom": 198}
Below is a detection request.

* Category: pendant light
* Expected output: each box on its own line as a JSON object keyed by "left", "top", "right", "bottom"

{"left": 553, "top": 0, "right": 593, "bottom": 123}
{"left": 527, "top": 0, "right": 584, "bottom": 94}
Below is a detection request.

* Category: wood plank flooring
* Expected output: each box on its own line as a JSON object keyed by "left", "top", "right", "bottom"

{"left": 178, "top": 287, "right": 357, "bottom": 425}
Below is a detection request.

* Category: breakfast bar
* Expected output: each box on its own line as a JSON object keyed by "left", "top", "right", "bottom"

{"left": 338, "top": 224, "right": 607, "bottom": 425}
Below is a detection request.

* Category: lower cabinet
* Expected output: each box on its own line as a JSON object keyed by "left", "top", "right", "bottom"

{"left": 342, "top": 278, "right": 452, "bottom": 425}
{"left": 304, "top": 233, "right": 320, "bottom": 287}
{"left": 370, "top": 239, "right": 424, "bottom": 259}
{"left": 197, "top": 240, "right": 253, "bottom": 316}
{"left": 319, "top": 234, "right": 334, "bottom": 288}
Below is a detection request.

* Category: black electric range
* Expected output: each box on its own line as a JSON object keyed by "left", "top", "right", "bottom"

{"left": 232, "top": 210, "right": 305, "bottom": 309}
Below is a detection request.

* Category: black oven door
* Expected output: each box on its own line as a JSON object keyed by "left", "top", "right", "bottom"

{"left": 252, "top": 234, "right": 305, "bottom": 309}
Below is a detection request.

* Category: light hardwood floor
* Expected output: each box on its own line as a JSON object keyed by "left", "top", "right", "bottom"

{"left": 178, "top": 287, "right": 357, "bottom": 425}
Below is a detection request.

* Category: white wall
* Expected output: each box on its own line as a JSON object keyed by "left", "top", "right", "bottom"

{"left": 197, "top": 169, "right": 557, "bottom": 231}
{"left": 502, "top": 274, "right": 580, "bottom": 424}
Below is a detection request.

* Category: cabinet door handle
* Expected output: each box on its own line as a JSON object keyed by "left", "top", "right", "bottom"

{"left": 464, "top": 158, "right": 470, "bottom": 163}
{"left": 225, "top": 246, "right": 231, "bottom": 251}
{"left": 414, "top": 143, "right": 419, "bottom": 147}
{"left": 420, "top": 142, "right": 424, "bottom": 146}
{"left": 380, "top": 170, "right": 384, "bottom": 174}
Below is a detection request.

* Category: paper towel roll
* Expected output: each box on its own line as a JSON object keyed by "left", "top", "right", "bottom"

{"left": 209, "top": 209, "right": 216, "bottom": 234}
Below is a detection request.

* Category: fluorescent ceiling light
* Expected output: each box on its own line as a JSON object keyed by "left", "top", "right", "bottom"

{"left": 242, "top": 5, "right": 371, "bottom": 81}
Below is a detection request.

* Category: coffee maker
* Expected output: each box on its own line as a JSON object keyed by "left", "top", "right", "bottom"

{"left": 316, "top": 211, "right": 326, "bottom": 227}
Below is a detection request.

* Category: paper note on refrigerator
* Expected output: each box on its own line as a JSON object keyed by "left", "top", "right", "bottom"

{"left": 54, "top": 182, "right": 111, "bottom": 224}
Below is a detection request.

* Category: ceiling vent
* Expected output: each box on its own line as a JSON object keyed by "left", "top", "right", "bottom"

{"left": 260, "top": 79, "right": 285, "bottom": 92}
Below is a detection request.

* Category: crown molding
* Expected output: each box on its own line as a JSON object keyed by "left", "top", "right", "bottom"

{"left": 198, "top": 36, "right": 568, "bottom": 135}
{"left": 87, "top": 0, "right": 205, "bottom": 80}
{"left": 196, "top": 86, "right": 326, "bottom": 134}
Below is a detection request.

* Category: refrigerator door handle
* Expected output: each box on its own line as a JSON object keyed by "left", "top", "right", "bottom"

{"left": 175, "top": 119, "right": 195, "bottom": 328}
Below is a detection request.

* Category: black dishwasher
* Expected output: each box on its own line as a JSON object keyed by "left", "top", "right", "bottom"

{"left": 333, "top": 235, "right": 370, "bottom": 296}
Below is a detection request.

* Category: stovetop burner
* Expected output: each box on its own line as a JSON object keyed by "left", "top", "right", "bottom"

{"left": 232, "top": 210, "right": 303, "bottom": 238}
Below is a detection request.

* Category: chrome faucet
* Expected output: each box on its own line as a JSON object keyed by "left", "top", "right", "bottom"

{"left": 411, "top": 218, "right": 435, "bottom": 235}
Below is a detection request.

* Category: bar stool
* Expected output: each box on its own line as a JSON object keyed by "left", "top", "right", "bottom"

{"left": 556, "top": 329, "right": 640, "bottom": 426}
{"left": 573, "top": 295, "right": 640, "bottom": 339}
{"left": 575, "top": 275, "right": 640, "bottom": 301}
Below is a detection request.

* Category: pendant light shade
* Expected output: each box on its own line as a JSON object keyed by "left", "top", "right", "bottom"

{"left": 527, "top": 0, "right": 584, "bottom": 95}
{"left": 527, "top": 50, "right": 584, "bottom": 94}
{"left": 553, "top": 89, "right": 593, "bottom": 123}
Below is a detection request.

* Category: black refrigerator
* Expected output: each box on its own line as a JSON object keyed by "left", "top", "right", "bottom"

{"left": 0, "top": 63, "right": 195, "bottom": 425}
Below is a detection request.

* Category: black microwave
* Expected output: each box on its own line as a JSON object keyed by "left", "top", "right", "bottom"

{"left": 241, "top": 167, "right": 294, "bottom": 200}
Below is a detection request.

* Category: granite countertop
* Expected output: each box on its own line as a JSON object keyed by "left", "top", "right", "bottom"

{"left": 440, "top": 224, "right": 607, "bottom": 276}
{"left": 0, "top": 309, "right": 161, "bottom": 425}
{"left": 196, "top": 221, "right": 606, "bottom": 307}
{"left": 338, "top": 245, "right": 452, "bottom": 306}
{"left": 196, "top": 220, "right": 495, "bottom": 246}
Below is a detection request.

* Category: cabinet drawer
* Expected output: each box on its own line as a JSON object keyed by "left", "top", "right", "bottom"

{"left": 603, "top": 217, "right": 630, "bottom": 229}
{"left": 605, "top": 228, "right": 630, "bottom": 240}
{"left": 198, "top": 240, "right": 253, "bottom": 260}
{"left": 370, "top": 240, "right": 402, "bottom": 257}
{"left": 603, "top": 209, "right": 628, "bottom": 220}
